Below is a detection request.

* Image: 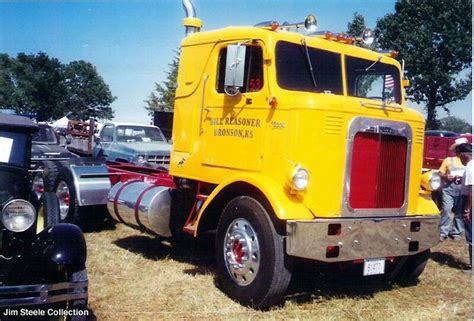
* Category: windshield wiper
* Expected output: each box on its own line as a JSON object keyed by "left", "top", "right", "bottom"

{"left": 301, "top": 38, "right": 317, "bottom": 88}
{"left": 365, "top": 56, "right": 383, "bottom": 71}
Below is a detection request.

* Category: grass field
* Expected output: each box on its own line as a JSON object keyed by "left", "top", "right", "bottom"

{"left": 83, "top": 218, "right": 472, "bottom": 320}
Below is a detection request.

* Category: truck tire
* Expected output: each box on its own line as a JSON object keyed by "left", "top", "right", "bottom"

{"left": 32, "top": 161, "right": 60, "bottom": 200}
{"left": 36, "top": 192, "right": 61, "bottom": 233}
{"left": 395, "top": 250, "right": 430, "bottom": 285}
{"left": 215, "top": 196, "right": 291, "bottom": 309}
{"left": 55, "top": 168, "right": 80, "bottom": 223}
{"left": 66, "top": 265, "right": 88, "bottom": 321}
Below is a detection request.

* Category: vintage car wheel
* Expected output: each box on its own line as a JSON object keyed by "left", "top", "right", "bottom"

{"left": 215, "top": 196, "right": 291, "bottom": 309}
{"left": 67, "top": 266, "right": 88, "bottom": 321}
{"left": 55, "top": 168, "right": 80, "bottom": 223}
{"left": 36, "top": 192, "right": 61, "bottom": 233}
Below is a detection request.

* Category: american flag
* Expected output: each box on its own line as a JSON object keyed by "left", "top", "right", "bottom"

{"left": 384, "top": 74, "right": 395, "bottom": 90}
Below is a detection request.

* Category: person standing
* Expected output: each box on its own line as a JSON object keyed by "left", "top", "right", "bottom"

{"left": 438, "top": 137, "right": 468, "bottom": 241}
{"left": 459, "top": 143, "right": 472, "bottom": 268}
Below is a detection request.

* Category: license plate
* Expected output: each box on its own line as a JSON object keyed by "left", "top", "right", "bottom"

{"left": 363, "top": 258, "right": 385, "bottom": 276}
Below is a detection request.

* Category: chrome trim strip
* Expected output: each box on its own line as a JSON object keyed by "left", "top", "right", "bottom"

{"left": 341, "top": 117, "right": 413, "bottom": 217}
{"left": 286, "top": 216, "right": 439, "bottom": 262}
{"left": 0, "top": 280, "right": 88, "bottom": 307}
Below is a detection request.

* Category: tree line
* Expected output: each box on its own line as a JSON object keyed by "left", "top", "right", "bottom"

{"left": 147, "top": 0, "right": 471, "bottom": 131}
{"left": 0, "top": 52, "right": 115, "bottom": 121}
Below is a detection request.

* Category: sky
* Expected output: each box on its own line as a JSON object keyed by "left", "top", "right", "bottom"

{"left": 0, "top": 0, "right": 471, "bottom": 125}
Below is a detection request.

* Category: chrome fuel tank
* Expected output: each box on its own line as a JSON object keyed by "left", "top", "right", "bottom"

{"left": 107, "top": 180, "right": 172, "bottom": 237}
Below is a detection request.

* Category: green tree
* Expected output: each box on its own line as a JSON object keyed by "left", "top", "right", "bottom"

{"left": 7, "top": 52, "right": 67, "bottom": 121}
{"left": 347, "top": 12, "right": 366, "bottom": 38}
{"left": 376, "top": 0, "right": 472, "bottom": 129}
{"left": 0, "top": 52, "right": 115, "bottom": 121}
{"left": 438, "top": 116, "right": 472, "bottom": 134}
{"left": 63, "top": 61, "right": 115, "bottom": 120}
{"left": 0, "top": 54, "right": 16, "bottom": 108}
{"left": 145, "top": 54, "right": 179, "bottom": 116}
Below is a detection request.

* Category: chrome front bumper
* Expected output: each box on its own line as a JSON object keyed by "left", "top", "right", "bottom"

{"left": 0, "top": 280, "right": 88, "bottom": 307}
{"left": 286, "top": 216, "right": 439, "bottom": 262}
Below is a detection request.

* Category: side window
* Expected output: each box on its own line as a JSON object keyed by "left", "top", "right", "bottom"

{"left": 100, "top": 125, "right": 114, "bottom": 142}
{"left": 346, "top": 56, "right": 401, "bottom": 103}
{"left": 216, "top": 46, "right": 264, "bottom": 93}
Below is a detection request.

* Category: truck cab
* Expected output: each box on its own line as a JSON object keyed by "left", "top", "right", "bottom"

{"left": 106, "top": 1, "right": 441, "bottom": 309}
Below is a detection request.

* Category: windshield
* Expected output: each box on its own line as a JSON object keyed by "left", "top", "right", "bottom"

{"left": 115, "top": 126, "right": 165, "bottom": 143}
{"left": 32, "top": 125, "right": 58, "bottom": 144}
{"left": 346, "top": 55, "right": 401, "bottom": 104}
{"left": 276, "top": 41, "right": 343, "bottom": 94}
{"left": 0, "top": 131, "right": 28, "bottom": 168}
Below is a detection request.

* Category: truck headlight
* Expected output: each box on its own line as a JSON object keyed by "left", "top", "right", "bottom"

{"left": 421, "top": 171, "right": 442, "bottom": 192}
{"left": 291, "top": 166, "right": 310, "bottom": 191}
{"left": 137, "top": 155, "right": 146, "bottom": 163}
{"left": 2, "top": 199, "right": 37, "bottom": 232}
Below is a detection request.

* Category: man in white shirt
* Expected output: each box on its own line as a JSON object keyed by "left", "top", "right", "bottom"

{"left": 459, "top": 143, "right": 472, "bottom": 268}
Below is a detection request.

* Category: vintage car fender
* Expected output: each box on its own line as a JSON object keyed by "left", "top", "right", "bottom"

{"left": 193, "top": 173, "right": 315, "bottom": 236}
{"left": 34, "top": 223, "right": 87, "bottom": 266}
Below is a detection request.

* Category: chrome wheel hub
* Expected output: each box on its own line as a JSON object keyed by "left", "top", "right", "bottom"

{"left": 56, "top": 181, "right": 70, "bottom": 220}
{"left": 32, "top": 175, "right": 44, "bottom": 200}
{"left": 223, "top": 218, "right": 260, "bottom": 286}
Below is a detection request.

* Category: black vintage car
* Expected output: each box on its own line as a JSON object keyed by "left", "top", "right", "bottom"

{"left": 0, "top": 115, "right": 88, "bottom": 319}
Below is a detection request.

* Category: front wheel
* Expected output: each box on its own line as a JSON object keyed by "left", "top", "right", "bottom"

{"left": 215, "top": 196, "right": 291, "bottom": 309}
{"left": 36, "top": 192, "right": 61, "bottom": 233}
{"left": 66, "top": 266, "right": 88, "bottom": 321}
{"left": 395, "top": 250, "right": 431, "bottom": 285}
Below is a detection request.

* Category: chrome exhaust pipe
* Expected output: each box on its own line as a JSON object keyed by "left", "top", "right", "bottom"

{"left": 182, "top": 0, "right": 202, "bottom": 36}
{"left": 182, "top": 0, "right": 196, "bottom": 18}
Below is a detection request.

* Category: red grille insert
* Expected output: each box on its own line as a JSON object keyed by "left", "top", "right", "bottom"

{"left": 349, "top": 132, "right": 407, "bottom": 209}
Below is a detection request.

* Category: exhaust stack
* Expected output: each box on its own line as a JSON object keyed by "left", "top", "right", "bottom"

{"left": 182, "top": 0, "right": 203, "bottom": 36}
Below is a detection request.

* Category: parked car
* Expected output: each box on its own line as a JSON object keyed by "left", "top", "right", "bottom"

{"left": 93, "top": 122, "right": 171, "bottom": 168}
{"left": 0, "top": 115, "right": 88, "bottom": 318}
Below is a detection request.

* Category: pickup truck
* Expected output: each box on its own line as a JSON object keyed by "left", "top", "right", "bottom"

{"left": 93, "top": 122, "right": 171, "bottom": 168}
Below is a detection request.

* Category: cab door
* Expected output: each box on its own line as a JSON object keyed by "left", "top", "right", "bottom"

{"left": 200, "top": 42, "right": 269, "bottom": 172}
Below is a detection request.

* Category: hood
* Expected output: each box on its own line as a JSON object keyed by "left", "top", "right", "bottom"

{"left": 120, "top": 142, "right": 171, "bottom": 154}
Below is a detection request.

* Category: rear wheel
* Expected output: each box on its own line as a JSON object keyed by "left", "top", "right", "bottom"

{"left": 32, "top": 161, "right": 60, "bottom": 200}
{"left": 215, "top": 196, "right": 291, "bottom": 309}
{"left": 55, "top": 169, "right": 80, "bottom": 223}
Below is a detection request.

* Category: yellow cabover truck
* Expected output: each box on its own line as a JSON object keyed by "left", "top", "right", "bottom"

{"left": 107, "top": 0, "right": 441, "bottom": 309}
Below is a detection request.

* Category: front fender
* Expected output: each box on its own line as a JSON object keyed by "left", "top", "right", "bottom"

{"left": 193, "top": 173, "right": 315, "bottom": 236}
{"left": 34, "top": 223, "right": 87, "bottom": 267}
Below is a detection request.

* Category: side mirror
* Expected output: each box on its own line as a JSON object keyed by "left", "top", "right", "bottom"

{"left": 94, "top": 136, "right": 101, "bottom": 144}
{"left": 402, "top": 79, "right": 410, "bottom": 88}
{"left": 224, "top": 44, "right": 246, "bottom": 95}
